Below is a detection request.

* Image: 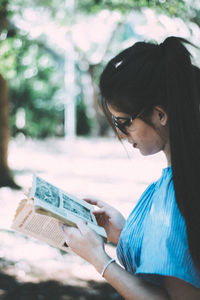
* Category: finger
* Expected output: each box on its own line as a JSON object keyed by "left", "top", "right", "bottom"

{"left": 95, "top": 214, "right": 105, "bottom": 225}
{"left": 83, "top": 198, "right": 106, "bottom": 209}
{"left": 83, "top": 198, "right": 98, "bottom": 205}
{"left": 93, "top": 208, "right": 107, "bottom": 215}
{"left": 93, "top": 209, "right": 110, "bottom": 220}
{"left": 76, "top": 219, "right": 91, "bottom": 235}
{"left": 59, "top": 223, "right": 78, "bottom": 238}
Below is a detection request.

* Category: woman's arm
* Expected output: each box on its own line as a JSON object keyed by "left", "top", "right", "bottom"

{"left": 164, "top": 277, "right": 200, "bottom": 300}
{"left": 61, "top": 221, "right": 170, "bottom": 300}
{"left": 98, "top": 253, "right": 200, "bottom": 300}
{"left": 94, "top": 251, "right": 170, "bottom": 300}
{"left": 61, "top": 221, "right": 200, "bottom": 300}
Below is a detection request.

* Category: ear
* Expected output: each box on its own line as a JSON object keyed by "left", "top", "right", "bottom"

{"left": 154, "top": 106, "right": 168, "bottom": 126}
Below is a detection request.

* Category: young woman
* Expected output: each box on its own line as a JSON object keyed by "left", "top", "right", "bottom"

{"left": 60, "top": 36, "right": 200, "bottom": 300}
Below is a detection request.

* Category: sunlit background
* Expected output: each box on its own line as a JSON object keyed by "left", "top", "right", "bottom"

{"left": 0, "top": 1, "right": 200, "bottom": 299}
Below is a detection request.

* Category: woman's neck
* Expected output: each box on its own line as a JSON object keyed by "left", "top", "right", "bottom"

{"left": 163, "top": 141, "right": 171, "bottom": 167}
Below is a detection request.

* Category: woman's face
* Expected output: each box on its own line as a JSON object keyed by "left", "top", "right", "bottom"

{"left": 107, "top": 104, "right": 169, "bottom": 157}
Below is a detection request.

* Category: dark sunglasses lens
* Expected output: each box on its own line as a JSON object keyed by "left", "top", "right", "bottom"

{"left": 112, "top": 116, "right": 130, "bottom": 135}
{"left": 117, "top": 124, "right": 128, "bottom": 135}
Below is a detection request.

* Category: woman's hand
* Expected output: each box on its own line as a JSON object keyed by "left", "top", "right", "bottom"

{"left": 84, "top": 198, "right": 126, "bottom": 244}
{"left": 60, "top": 220, "right": 108, "bottom": 266}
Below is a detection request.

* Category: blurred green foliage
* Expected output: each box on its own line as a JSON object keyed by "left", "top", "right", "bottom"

{"left": 0, "top": 0, "right": 199, "bottom": 138}
{"left": 0, "top": 0, "right": 95, "bottom": 138}
{"left": 77, "top": 0, "right": 187, "bottom": 16}
{"left": 0, "top": 33, "right": 65, "bottom": 138}
{"left": 11, "top": 38, "right": 64, "bottom": 138}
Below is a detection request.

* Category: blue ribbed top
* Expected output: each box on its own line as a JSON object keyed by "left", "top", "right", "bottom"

{"left": 117, "top": 166, "right": 200, "bottom": 288}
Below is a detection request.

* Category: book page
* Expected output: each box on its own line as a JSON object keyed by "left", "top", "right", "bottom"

{"left": 11, "top": 199, "right": 71, "bottom": 252}
{"left": 31, "top": 175, "right": 107, "bottom": 240}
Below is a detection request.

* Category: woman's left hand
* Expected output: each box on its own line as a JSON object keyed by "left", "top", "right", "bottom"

{"left": 60, "top": 220, "right": 106, "bottom": 266}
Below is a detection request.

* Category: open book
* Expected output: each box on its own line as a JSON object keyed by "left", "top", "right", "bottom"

{"left": 11, "top": 175, "right": 107, "bottom": 252}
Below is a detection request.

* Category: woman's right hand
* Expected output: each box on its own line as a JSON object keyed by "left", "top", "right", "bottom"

{"left": 84, "top": 198, "right": 126, "bottom": 245}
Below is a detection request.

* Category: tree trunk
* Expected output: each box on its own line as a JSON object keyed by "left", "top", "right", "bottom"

{"left": 0, "top": 1, "right": 20, "bottom": 188}
{"left": 0, "top": 74, "right": 20, "bottom": 189}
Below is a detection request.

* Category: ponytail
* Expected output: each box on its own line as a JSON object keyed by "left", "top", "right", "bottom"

{"left": 161, "top": 37, "right": 200, "bottom": 270}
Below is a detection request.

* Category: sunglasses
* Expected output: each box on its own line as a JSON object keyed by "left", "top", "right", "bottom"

{"left": 111, "top": 115, "right": 133, "bottom": 135}
{"left": 111, "top": 107, "right": 147, "bottom": 135}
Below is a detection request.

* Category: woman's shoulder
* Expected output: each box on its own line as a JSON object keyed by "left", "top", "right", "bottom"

{"left": 148, "top": 166, "right": 184, "bottom": 236}
{"left": 136, "top": 166, "right": 200, "bottom": 288}
{"left": 138, "top": 166, "right": 173, "bottom": 207}
{"left": 130, "top": 166, "right": 173, "bottom": 216}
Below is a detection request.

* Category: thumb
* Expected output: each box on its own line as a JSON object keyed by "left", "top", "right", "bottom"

{"left": 76, "top": 219, "right": 89, "bottom": 235}
{"left": 59, "top": 222, "right": 70, "bottom": 234}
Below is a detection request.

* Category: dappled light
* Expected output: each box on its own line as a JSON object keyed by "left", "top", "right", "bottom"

{"left": 0, "top": 138, "right": 166, "bottom": 299}
{"left": 0, "top": 0, "right": 200, "bottom": 298}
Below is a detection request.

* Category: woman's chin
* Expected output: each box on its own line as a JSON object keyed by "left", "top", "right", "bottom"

{"left": 139, "top": 148, "right": 159, "bottom": 156}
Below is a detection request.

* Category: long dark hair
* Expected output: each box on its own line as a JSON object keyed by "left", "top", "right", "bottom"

{"left": 99, "top": 36, "right": 200, "bottom": 270}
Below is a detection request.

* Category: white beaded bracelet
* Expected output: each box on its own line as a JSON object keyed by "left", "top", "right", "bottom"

{"left": 100, "top": 258, "right": 115, "bottom": 277}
